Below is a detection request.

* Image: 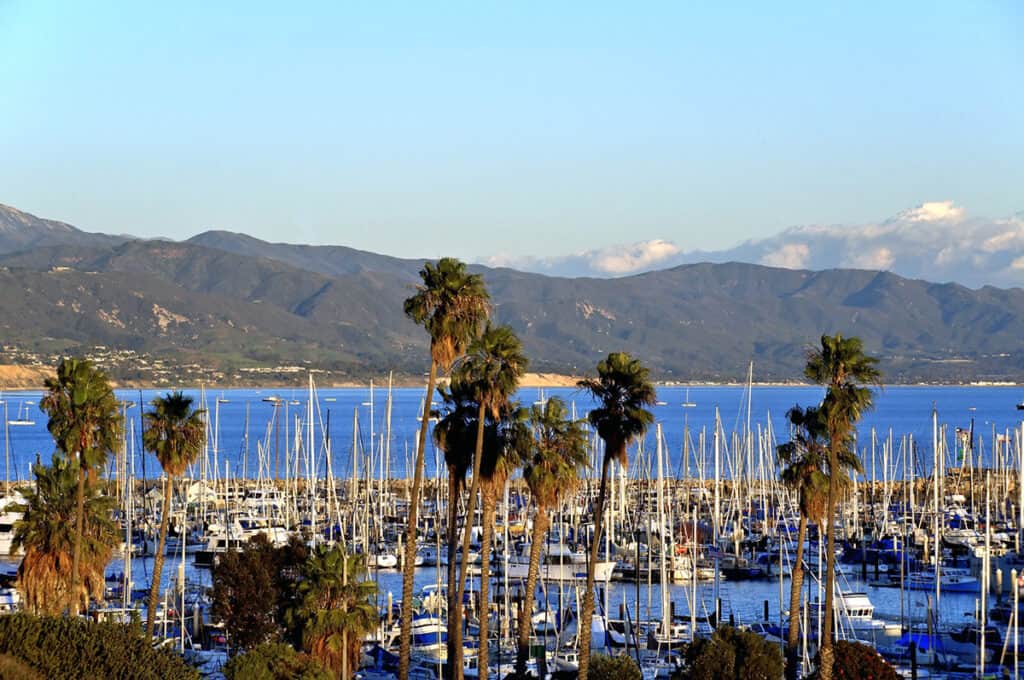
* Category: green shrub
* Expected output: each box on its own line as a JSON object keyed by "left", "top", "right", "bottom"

{"left": 808, "top": 640, "right": 898, "bottom": 680}
{"left": 684, "top": 625, "right": 783, "bottom": 680}
{"left": 222, "top": 642, "right": 331, "bottom": 680}
{"left": 0, "top": 613, "right": 197, "bottom": 680}
{"left": 590, "top": 653, "right": 642, "bottom": 680}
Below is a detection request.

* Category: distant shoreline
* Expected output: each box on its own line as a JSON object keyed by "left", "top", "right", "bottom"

{"left": 0, "top": 364, "right": 1019, "bottom": 391}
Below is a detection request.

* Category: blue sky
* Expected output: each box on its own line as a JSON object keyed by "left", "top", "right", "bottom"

{"left": 1, "top": 1, "right": 1021, "bottom": 261}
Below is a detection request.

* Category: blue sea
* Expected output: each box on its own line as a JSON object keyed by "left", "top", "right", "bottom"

{"left": 1, "top": 384, "right": 1021, "bottom": 482}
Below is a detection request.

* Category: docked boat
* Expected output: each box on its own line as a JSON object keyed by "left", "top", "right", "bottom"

{"left": 500, "top": 555, "right": 616, "bottom": 583}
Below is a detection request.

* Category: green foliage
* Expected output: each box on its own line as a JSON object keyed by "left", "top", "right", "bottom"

{"left": 143, "top": 391, "right": 206, "bottom": 477}
{"left": 589, "top": 654, "right": 641, "bottom": 680}
{"left": 453, "top": 323, "right": 528, "bottom": 417}
{"left": 683, "top": 626, "right": 784, "bottom": 680}
{"left": 287, "top": 546, "right": 379, "bottom": 676}
{"left": 41, "top": 357, "right": 123, "bottom": 473}
{"left": 403, "top": 257, "right": 490, "bottom": 370}
{"left": 221, "top": 642, "right": 331, "bottom": 680}
{"left": 0, "top": 613, "right": 198, "bottom": 679}
{"left": 577, "top": 351, "right": 657, "bottom": 465}
{"left": 212, "top": 534, "right": 309, "bottom": 650}
{"left": 12, "top": 454, "right": 117, "bottom": 614}
{"left": 525, "top": 396, "right": 590, "bottom": 509}
{"left": 808, "top": 640, "right": 898, "bottom": 680}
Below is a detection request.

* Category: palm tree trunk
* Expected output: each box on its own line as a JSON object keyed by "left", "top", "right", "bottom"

{"left": 478, "top": 488, "right": 496, "bottom": 680}
{"left": 446, "top": 471, "right": 461, "bottom": 680}
{"left": 819, "top": 450, "right": 839, "bottom": 680}
{"left": 785, "top": 515, "right": 808, "bottom": 680}
{"left": 577, "top": 454, "right": 612, "bottom": 680}
{"left": 400, "top": 361, "right": 438, "bottom": 680}
{"left": 71, "top": 462, "right": 85, "bottom": 616}
{"left": 147, "top": 478, "right": 173, "bottom": 637}
{"left": 516, "top": 507, "right": 549, "bottom": 676}
{"left": 454, "top": 402, "right": 487, "bottom": 680}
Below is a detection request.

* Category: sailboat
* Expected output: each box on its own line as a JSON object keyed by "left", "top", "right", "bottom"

{"left": 7, "top": 402, "right": 34, "bottom": 427}
{"left": 681, "top": 388, "right": 696, "bottom": 409}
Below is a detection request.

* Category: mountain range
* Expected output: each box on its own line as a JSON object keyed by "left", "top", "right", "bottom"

{"left": 2, "top": 202, "right": 1024, "bottom": 384}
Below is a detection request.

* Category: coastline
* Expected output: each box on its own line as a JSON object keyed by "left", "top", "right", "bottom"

{"left": 0, "top": 364, "right": 1018, "bottom": 391}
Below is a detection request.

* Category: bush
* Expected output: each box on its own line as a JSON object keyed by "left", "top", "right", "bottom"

{"left": 0, "top": 613, "right": 197, "bottom": 679}
{"left": 222, "top": 642, "right": 331, "bottom": 680}
{"left": 0, "top": 653, "right": 43, "bottom": 680}
{"left": 808, "top": 640, "right": 898, "bottom": 680}
{"left": 684, "top": 625, "right": 783, "bottom": 680}
{"left": 590, "top": 653, "right": 641, "bottom": 680}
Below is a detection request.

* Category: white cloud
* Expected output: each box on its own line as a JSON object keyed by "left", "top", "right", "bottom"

{"left": 844, "top": 247, "right": 895, "bottom": 270}
{"left": 896, "top": 200, "right": 965, "bottom": 223}
{"left": 482, "top": 201, "right": 1024, "bottom": 288}
{"left": 760, "top": 243, "right": 810, "bottom": 269}
{"left": 590, "top": 239, "right": 680, "bottom": 274}
{"left": 484, "top": 239, "right": 681, "bottom": 277}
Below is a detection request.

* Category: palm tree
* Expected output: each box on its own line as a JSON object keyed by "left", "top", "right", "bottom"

{"left": 451, "top": 324, "right": 528, "bottom": 680}
{"left": 475, "top": 401, "right": 531, "bottom": 680}
{"left": 516, "top": 397, "right": 589, "bottom": 677}
{"left": 400, "top": 258, "right": 490, "bottom": 680}
{"left": 777, "top": 405, "right": 829, "bottom": 680}
{"left": 288, "top": 546, "right": 379, "bottom": 677}
{"left": 804, "top": 334, "right": 879, "bottom": 680}
{"left": 576, "top": 352, "right": 656, "bottom": 680}
{"left": 143, "top": 391, "right": 206, "bottom": 638}
{"left": 433, "top": 379, "right": 480, "bottom": 677}
{"left": 39, "top": 357, "right": 123, "bottom": 615}
{"left": 13, "top": 454, "right": 118, "bottom": 615}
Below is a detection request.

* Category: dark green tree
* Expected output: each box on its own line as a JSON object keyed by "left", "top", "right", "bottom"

{"left": 287, "top": 546, "right": 379, "bottom": 678}
{"left": 777, "top": 405, "right": 829, "bottom": 680}
{"left": 805, "top": 335, "right": 879, "bottom": 680}
{"left": 576, "top": 352, "right": 656, "bottom": 680}
{"left": 13, "top": 455, "right": 117, "bottom": 615}
{"left": 399, "top": 258, "right": 490, "bottom": 680}
{"left": 142, "top": 391, "right": 206, "bottom": 638}
{"left": 212, "top": 534, "right": 309, "bottom": 651}
{"left": 589, "top": 654, "right": 641, "bottom": 680}
{"left": 222, "top": 642, "right": 331, "bottom": 680}
{"left": 453, "top": 323, "right": 528, "bottom": 680}
{"left": 684, "top": 625, "right": 784, "bottom": 680}
{"left": 516, "top": 397, "right": 589, "bottom": 677}
{"left": 433, "top": 378, "right": 479, "bottom": 677}
{"left": 40, "top": 357, "right": 123, "bottom": 615}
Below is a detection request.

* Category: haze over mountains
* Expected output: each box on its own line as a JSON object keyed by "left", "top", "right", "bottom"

{"left": 488, "top": 201, "right": 1024, "bottom": 289}
{"left": 2, "top": 201, "right": 1024, "bottom": 384}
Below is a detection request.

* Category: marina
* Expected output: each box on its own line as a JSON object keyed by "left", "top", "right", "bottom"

{"left": 2, "top": 382, "right": 1024, "bottom": 677}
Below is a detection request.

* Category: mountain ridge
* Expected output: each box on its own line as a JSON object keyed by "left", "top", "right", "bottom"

{"left": 3, "top": 202, "right": 1024, "bottom": 384}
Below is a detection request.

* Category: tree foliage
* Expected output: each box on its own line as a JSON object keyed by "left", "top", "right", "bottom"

{"left": 403, "top": 257, "right": 490, "bottom": 371}
{"left": 0, "top": 613, "right": 198, "bottom": 679}
{"left": 39, "top": 357, "right": 123, "bottom": 614}
{"left": 683, "top": 626, "right": 784, "bottom": 680}
{"left": 287, "top": 546, "right": 379, "bottom": 677}
{"left": 589, "top": 654, "right": 641, "bottom": 680}
{"left": 808, "top": 640, "right": 898, "bottom": 680}
{"left": 12, "top": 454, "right": 117, "bottom": 615}
{"left": 222, "top": 642, "right": 331, "bottom": 680}
{"left": 575, "top": 351, "right": 656, "bottom": 680}
{"left": 143, "top": 390, "right": 207, "bottom": 637}
{"left": 211, "top": 534, "right": 309, "bottom": 651}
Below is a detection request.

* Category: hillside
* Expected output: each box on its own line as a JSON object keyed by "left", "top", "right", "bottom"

{"left": 2, "top": 205, "right": 1024, "bottom": 383}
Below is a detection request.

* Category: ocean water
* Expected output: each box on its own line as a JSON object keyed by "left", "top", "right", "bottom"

{"left": 2, "top": 384, "right": 1022, "bottom": 482}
